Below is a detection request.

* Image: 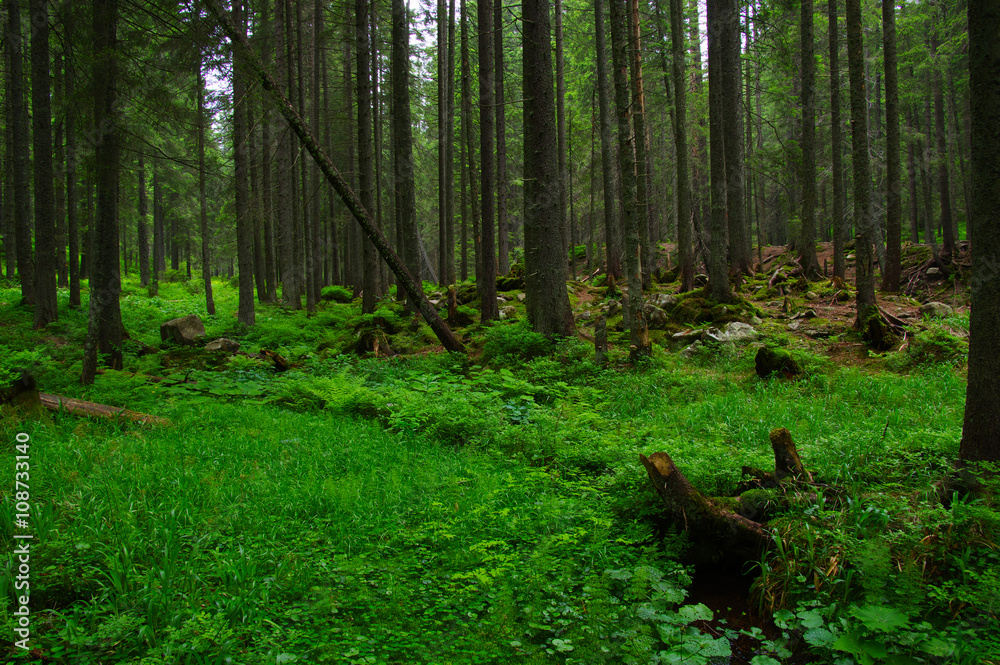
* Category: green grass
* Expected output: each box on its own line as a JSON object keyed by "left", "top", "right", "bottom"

{"left": 1, "top": 274, "right": 998, "bottom": 664}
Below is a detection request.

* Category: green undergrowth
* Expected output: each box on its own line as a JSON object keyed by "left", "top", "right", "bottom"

{"left": 1, "top": 277, "right": 998, "bottom": 664}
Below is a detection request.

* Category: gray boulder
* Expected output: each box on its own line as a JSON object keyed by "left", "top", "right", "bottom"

{"left": 161, "top": 315, "right": 206, "bottom": 345}
{"left": 920, "top": 301, "right": 954, "bottom": 318}
{"left": 647, "top": 293, "right": 679, "bottom": 310}
{"left": 205, "top": 338, "right": 240, "bottom": 353}
{"left": 717, "top": 321, "right": 759, "bottom": 343}
{"left": 499, "top": 305, "right": 518, "bottom": 320}
{"left": 643, "top": 303, "right": 670, "bottom": 329}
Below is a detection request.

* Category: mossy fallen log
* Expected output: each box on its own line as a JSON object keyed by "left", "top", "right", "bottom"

{"left": 640, "top": 451, "right": 771, "bottom": 560}
{"left": 39, "top": 393, "right": 171, "bottom": 426}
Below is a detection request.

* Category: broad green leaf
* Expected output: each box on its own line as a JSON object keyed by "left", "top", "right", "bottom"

{"left": 850, "top": 604, "right": 911, "bottom": 632}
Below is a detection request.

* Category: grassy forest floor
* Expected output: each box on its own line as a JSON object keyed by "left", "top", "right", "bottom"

{"left": 2, "top": 242, "right": 998, "bottom": 665}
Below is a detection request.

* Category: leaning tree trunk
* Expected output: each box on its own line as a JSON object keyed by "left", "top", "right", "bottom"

{"left": 206, "top": 0, "right": 465, "bottom": 353}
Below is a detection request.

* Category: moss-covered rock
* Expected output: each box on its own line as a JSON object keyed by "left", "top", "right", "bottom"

{"left": 755, "top": 346, "right": 803, "bottom": 379}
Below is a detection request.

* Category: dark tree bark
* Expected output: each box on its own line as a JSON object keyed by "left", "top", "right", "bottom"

{"left": 275, "top": 0, "right": 295, "bottom": 306}
{"left": 295, "top": 0, "right": 311, "bottom": 312}
{"left": 392, "top": 0, "right": 420, "bottom": 307}
{"left": 721, "top": 0, "right": 750, "bottom": 278}
{"left": 629, "top": 0, "right": 654, "bottom": 287}
{"left": 829, "top": 0, "right": 845, "bottom": 280}
{"left": 446, "top": 0, "right": 457, "bottom": 283}
{"left": 81, "top": 0, "right": 123, "bottom": 384}
{"left": 477, "top": 0, "right": 499, "bottom": 322}
{"left": 608, "top": 0, "right": 650, "bottom": 358}
{"left": 438, "top": 0, "right": 448, "bottom": 285}
{"left": 357, "top": 0, "right": 377, "bottom": 313}
{"left": 5, "top": 0, "right": 33, "bottom": 305}
{"left": 65, "top": 23, "right": 80, "bottom": 307}
{"left": 907, "top": 131, "right": 920, "bottom": 244}
{"left": 798, "top": 0, "right": 820, "bottom": 280}
{"left": 460, "top": 0, "right": 476, "bottom": 283}
{"left": 920, "top": 99, "right": 940, "bottom": 261}
{"left": 665, "top": 0, "right": 693, "bottom": 291}
{"left": 137, "top": 155, "right": 149, "bottom": 288}
{"left": 846, "top": 0, "right": 875, "bottom": 326}
{"left": 594, "top": 0, "right": 622, "bottom": 281}
{"left": 233, "top": 0, "right": 255, "bottom": 326}
{"left": 961, "top": 0, "right": 1000, "bottom": 463}
{"left": 54, "top": 52, "right": 66, "bottom": 289}
{"left": 151, "top": 163, "right": 162, "bottom": 294}
{"left": 523, "top": 0, "right": 573, "bottom": 337}
{"left": 881, "top": 0, "right": 901, "bottom": 292}
{"left": 196, "top": 61, "right": 215, "bottom": 314}
{"left": 494, "top": 0, "right": 508, "bottom": 276}
{"left": 556, "top": 0, "right": 569, "bottom": 263}
{"left": 29, "top": 0, "right": 57, "bottom": 330}
{"left": 706, "top": 0, "right": 732, "bottom": 302}
{"left": 933, "top": 36, "right": 955, "bottom": 260}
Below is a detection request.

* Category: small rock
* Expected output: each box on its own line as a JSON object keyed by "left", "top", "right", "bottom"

{"left": 499, "top": 305, "right": 518, "bottom": 320}
{"left": 767, "top": 301, "right": 781, "bottom": 307}
{"left": 205, "top": 338, "right": 241, "bottom": 353}
{"left": 718, "top": 321, "right": 759, "bottom": 343}
{"left": 788, "top": 321, "right": 801, "bottom": 331}
{"left": 160, "top": 315, "right": 206, "bottom": 346}
{"left": 791, "top": 309, "right": 818, "bottom": 320}
{"left": 681, "top": 342, "right": 702, "bottom": 358}
{"left": 805, "top": 291, "right": 819, "bottom": 301}
{"left": 846, "top": 254, "right": 856, "bottom": 260}
{"left": 517, "top": 293, "right": 526, "bottom": 302}
{"left": 920, "top": 301, "right": 954, "bottom": 318}
{"left": 926, "top": 267, "right": 942, "bottom": 276}
{"left": 643, "top": 303, "right": 670, "bottom": 329}
{"left": 577, "top": 310, "right": 592, "bottom": 321}
{"left": 497, "top": 295, "right": 507, "bottom": 302}
{"left": 749, "top": 315, "right": 763, "bottom": 326}
{"left": 648, "top": 293, "right": 679, "bottom": 309}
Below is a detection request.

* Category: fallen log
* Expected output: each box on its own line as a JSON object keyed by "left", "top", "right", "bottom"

{"left": 640, "top": 451, "right": 771, "bottom": 561}
{"left": 39, "top": 393, "right": 171, "bottom": 426}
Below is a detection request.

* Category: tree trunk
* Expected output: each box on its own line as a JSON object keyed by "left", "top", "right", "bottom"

{"left": 556, "top": 0, "right": 569, "bottom": 267}
{"left": 829, "top": 0, "right": 845, "bottom": 280}
{"left": 64, "top": 13, "right": 81, "bottom": 306}
{"left": 846, "top": 0, "right": 875, "bottom": 327}
{"left": 881, "top": 0, "right": 901, "bottom": 291}
{"left": 233, "top": 0, "right": 255, "bottom": 326}
{"left": 494, "top": 0, "right": 508, "bottom": 276}
{"left": 907, "top": 133, "right": 920, "bottom": 244}
{"left": 151, "top": 163, "right": 162, "bottom": 295}
{"left": 357, "top": 0, "right": 377, "bottom": 314}
{"left": 5, "top": 0, "right": 33, "bottom": 306}
{"left": 961, "top": 0, "right": 1000, "bottom": 463}
{"left": 54, "top": 52, "right": 67, "bottom": 289}
{"left": 594, "top": 0, "right": 622, "bottom": 281}
{"left": 798, "top": 0, "right": 820, "bottom": 280}
{"left": 460, "top": 0, "right": 476, "bottom": 284}
{"left": 392, "top": 0, "right": 421, "bottom": 309}
{"left": 665, "top": 0, "right": 693, "bottom": 291}
{"left": 523, "top": 0, "right": 573, "bottom": 337}
{"left": 920, "top": 99, "right": 940, "bottom": 261}
{"left": 81, "top": 0, "right": 123, "bottom": 384}
{"left": 608, "top": 0, "right": 650, "bottom": 358}
{"left": 197, "top": 61, "right": 216, "bottom": 315}
{"left": 446, "top": 0, "right": 457, "bottom": 284}
{"left": 706, "top": 0, "right": 732, "bottom": 302}
{"left": 477, "top": 0, "right": 499, "bottom": 322}
{"left": 438, "top": 0, "right": 448, "bottom": 285}
{"left": 629, "top": 0, "right": 654, "bottom": 288}
{"left": 933, "top": 40, "right": 955, "bottom": 260}
{"left": 137, "top": 155, "right": 149, "bottom": 289}
{"left": 721, "top": 0, "right": 750, "bottom": 279}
